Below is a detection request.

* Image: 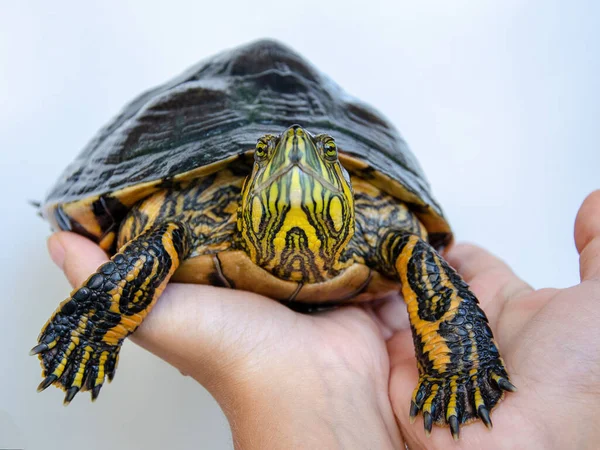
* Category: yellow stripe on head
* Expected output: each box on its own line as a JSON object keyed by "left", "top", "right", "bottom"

{"left": 239, "top": 125, "right": 354, "bottom": 283}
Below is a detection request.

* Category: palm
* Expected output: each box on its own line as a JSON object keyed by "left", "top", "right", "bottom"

{"left": 135, "top": 282, "right": 393, "bottom": 393}
{"left": 386, "top": 243, "right": 598, "bottom": 448}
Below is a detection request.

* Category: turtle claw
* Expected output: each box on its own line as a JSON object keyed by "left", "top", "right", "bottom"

{"left": 64, "top": 386, "right": 79, "bottom": 405}
{"left": 423, "top": 411, "right": 433, "bottom": 436}
{"left": 408, "top": 364, "right": 514, "bottom": 439}
{"left": 478, "top": 405, "right": 493, "bottom": 429}
{"left": 409, "top": 401, "right": 419, "bottom": 424}
{"left": 37, "top": 374, "right": 57, "bottom": 392}
{"left": 496, "top": 377, "right": 518, "bottom": 392}
{"left": 449, "top": 415, "right": 460, "bottom": 441}
{"left": 90, "top": 384, "right": 103, "bottom": 402}
{"left": 30, "top": 343, "right": 49, "bottom": 356}
{"left": 32, "top": 289, "right": 123, "bottom": 402}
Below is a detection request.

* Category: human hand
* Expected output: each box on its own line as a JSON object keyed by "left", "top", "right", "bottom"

{"left": 389, "top": 190, "right": 600, "bottom": 449}
{"left": 46, "top": 233, "right": 404, "bottom": 449}
{"left": 45, "top": 191, "right": 600, "bottom": 449}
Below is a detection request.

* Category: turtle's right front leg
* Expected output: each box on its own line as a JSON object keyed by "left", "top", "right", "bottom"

{"left": 32, "top": 221, "right": 191, "bottom": 404}
{"left": 375, "top": 231, "right": 516, "bottom": 439}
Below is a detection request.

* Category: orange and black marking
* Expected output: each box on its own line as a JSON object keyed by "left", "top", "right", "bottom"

{"left": 377, "top": 233, "right": 516, "bottom": 439}
{"left": 32, "top": 221, "right": 191, "bottom": 403}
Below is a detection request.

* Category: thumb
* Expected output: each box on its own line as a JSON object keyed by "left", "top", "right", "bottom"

{"left": 47, "top": 232, "right": 110, "bottom": 287}
{"left": 575, "top": 190, "right": 600, "bottom": 282}
{"left": 130, "top": 281, "right": 292, "bottom": 390}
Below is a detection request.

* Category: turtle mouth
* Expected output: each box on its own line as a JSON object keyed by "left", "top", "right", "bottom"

{"left": 255, "top": 163, "right": 342, "bottom": 194}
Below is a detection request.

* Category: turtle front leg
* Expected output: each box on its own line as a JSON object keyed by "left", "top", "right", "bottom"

{"left": 377, "top": 231, "right": 516, "bottom": 439}
{"left": 32, "top": 221, "right": 191, "bottom": 404}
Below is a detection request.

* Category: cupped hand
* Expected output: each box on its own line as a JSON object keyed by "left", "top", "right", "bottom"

{"left": 389, "top": 190, "right": 600, "bottom": 449}
{"left": 45, "top": 191, "right": 600, "bottom": 449}
{"left": 47, "top": 234, "right": 404, "bottom": 448}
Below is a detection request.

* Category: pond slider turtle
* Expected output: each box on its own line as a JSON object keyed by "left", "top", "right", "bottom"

{"left": 32, "top": 39, "right": 515, "bottom": 439}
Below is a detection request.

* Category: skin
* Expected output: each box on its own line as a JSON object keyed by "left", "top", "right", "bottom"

{"left": 46, "top": 190, "right": 600, "bottom": 449}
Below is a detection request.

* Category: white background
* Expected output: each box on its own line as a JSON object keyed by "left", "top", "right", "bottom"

{"left": 1, "top": 1, "right": 598, "bottom": 449}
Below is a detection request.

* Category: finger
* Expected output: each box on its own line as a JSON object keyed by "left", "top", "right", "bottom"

{"left": 47, "top": 232, "right": 109, "bottom": 287}
{"left": 130, "top": 283, "right": 299, "bottom": 389}
{"left": 446, "top": 242, "right": 516, "bottom": 284}
{"left": 370, "top": 293, "right": 411, "bottom": 336}
{"left": 445, "top": 243, "right": 533, "bottom": 301}
{"left": 574, "top": 190, "right": 600, "bottom": 281}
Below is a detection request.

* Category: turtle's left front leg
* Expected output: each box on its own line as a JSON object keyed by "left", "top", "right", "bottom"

{"left": 376, "top": 231, "right": 516, "bottom": 439}
{"left": 32, "top": 221, "right": 191, "bottom": 404}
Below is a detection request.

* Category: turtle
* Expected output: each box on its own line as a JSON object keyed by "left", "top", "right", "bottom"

{"left": 32, "top": 39, "right": 515, "bottom": 439}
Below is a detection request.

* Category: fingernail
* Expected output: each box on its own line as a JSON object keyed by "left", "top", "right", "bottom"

{"left": 47, "top": 234, "right": 66, "bottom": 270}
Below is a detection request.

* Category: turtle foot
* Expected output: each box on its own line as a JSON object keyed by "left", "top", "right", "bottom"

{"left": 408, "top": 362, "right": 516, "bottom": 440}
{"left": 31, "top": 284, "right": 123, "bottom": 404}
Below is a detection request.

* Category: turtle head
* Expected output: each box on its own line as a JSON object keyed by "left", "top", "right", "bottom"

{"left": 239, "top": 125, "right": 355, "bottom": 282}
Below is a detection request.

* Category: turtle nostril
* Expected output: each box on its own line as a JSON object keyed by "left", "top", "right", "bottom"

{"left": 286, "top": 124, "right": 302, "bottom": 137}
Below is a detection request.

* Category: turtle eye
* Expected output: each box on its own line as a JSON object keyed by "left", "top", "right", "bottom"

{"left": 255, "top": 140, "right": 268, "bottom": 160}
{"left": 323, "top": 138, "right": 338, "bottom": 161}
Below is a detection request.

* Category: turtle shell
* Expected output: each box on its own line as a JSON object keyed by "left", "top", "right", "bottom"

{"left": 43, "top": 39, "right": 452, "bottom": 251}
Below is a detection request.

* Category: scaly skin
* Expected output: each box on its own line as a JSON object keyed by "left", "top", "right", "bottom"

{"left": 33, "top": 221, "right": 190, "bottom": 403}
{"left": 387, "top": 234, "right": 513, "bottom": 439}
{"left": 346, "top": 178, "right": 514, "bottom": 439}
